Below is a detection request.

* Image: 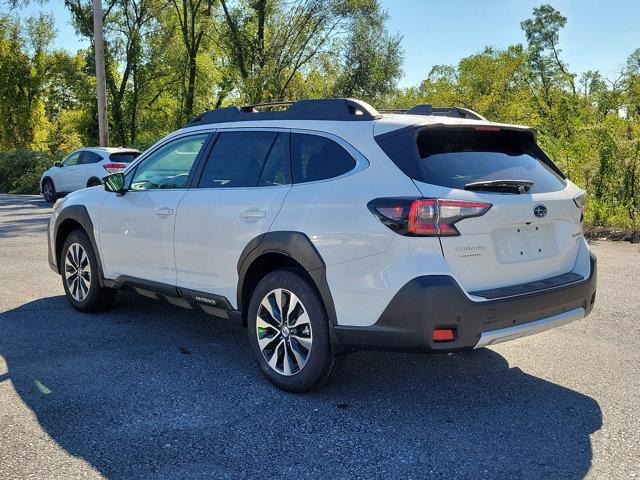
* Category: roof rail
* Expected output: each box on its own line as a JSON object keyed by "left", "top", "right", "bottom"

{"left": 380, "top": 105, "right": 487, "bottom": 121}
{"left": 185, "top": 98, "right": 381, "bottom": 127}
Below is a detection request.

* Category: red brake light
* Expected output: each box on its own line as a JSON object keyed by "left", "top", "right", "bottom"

{"left": 408, "top": 199, "right": 438, "bottom": 235}
{"left": 103, "top": 163, "right": 127, "bottom": 173}
{"left": 368, "top": 198, "right": 492, "bottom": 237}
{"left": 474, "top": 126, "right": 501, "bottom": 132}
{"left": 407, "top": 199, "right": 491, "bottom": 236}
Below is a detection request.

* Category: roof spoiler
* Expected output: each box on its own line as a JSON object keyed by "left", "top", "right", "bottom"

{"left": 380, "top": 105, "right": 487, "bottom": 121}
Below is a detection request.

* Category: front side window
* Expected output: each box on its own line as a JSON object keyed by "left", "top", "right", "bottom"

{"left": 129, "top": 134, "right": 208, "bottom": 190}
{"left": 198, "top": 131, "right": 290, "bottom": 188}
{"left": 64, "top": 152, "right": 82, "bottom": 166}
{"left": 290, "top": 133, "right": 356, "bottom": 183}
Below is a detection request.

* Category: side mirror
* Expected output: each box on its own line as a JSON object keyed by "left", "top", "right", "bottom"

{"left": 54, "top": 161, "right": 63, "bottom": 168}
{"left": 103, "top": 172, "right": 126, "bottom": 194}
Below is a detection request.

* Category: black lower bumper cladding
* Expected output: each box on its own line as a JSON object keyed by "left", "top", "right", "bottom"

{"left": 333, "top": 254, "right": 597, "bottom": 353}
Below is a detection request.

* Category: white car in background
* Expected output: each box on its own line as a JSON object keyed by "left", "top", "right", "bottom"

{"left": 40, "top": 147, "right": 141, "bottom": 202}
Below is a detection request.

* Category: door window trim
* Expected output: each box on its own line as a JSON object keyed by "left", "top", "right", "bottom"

{"left": 124, "top": 131, "right": 215, "bottom": 192}
{"left": 191, "top": 127, "right": 292, "bottom": 190}
{"left": 289, "top": 128, "right": 369, "bottom": 185}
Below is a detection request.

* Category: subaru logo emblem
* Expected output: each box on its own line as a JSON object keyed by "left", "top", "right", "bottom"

{"left": 533, "top": 205, "right": 547, "bottom": 218}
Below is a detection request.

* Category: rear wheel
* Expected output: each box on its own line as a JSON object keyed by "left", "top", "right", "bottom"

{"left": 61, "top": 229, "right": 115, "bottom": 312}
{"left": 87, "top": 178, "right": 102, "bottom": 187}
{"left": 42, "top": 179, "right": 55, "bottom": 203}
{"left": 247, "top": 269, "right": 342, "bottom": 392}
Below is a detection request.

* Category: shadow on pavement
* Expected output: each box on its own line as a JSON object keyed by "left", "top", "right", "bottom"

{"left": 0, "top": 293, "right": 602, "bottom": 479}
{"left": 0, "top": 195, "right": 49, "bottom": 209}
{"left": 0, "top": 195, "right": 51, "bottom": 237}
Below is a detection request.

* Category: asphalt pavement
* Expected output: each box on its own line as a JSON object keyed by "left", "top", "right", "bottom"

{"left": 0, "top": 194, "right": 638, "bottom": 479}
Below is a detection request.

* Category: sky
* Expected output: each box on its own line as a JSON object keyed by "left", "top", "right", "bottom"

{"left": 11, "top": 0, "right": 640, "bottom": 88}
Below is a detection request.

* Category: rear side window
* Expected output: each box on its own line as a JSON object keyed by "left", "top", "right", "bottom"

{"left": 81, "top": 151, "right": 102, "bottom": 164}
{"left": 291, "top": 133, "right": 356, "bottom": 183}
{"left": 198, "top": 131, "right": 289, "bottom": 188}
{"left": 110, "top": 152, "right": 140, "bottom": 163}
{"left": 376, "top": 127, "right": 566, "bottom": 194}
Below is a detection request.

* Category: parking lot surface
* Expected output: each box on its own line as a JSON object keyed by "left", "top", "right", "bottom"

{"left": 0, "top": 194, "right": 639, "bottom": 479}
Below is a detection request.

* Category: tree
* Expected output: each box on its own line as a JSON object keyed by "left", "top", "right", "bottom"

{"left": 214, "top": 0, "right": 402, "bottom": 104}
{"left": 0, "top": 13, "right": 88, "bottom": 150}
{"left": 167, "top": 0, "right": 216, "bottom": 122}
{"left": 333, "top": 4, "right": 403, "bottom": 103}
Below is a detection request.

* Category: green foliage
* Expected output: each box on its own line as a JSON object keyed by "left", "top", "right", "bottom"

{"left": 333, "top": 6, "right": 403, "bottom": 103}
{"left": 388, "top": 4, "right": 639, "bottom": 230}
{"left": 0, "top": 150, "right": 61, "bottom": 194}
{"left": 0, "top": 1, "right": 638, "bottom": 232}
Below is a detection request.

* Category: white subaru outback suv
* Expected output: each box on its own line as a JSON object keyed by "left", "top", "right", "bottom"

{"left": 40, "top": 147, "right": 141, "bottom": 202}
{"left": 47, "top": 99, "right": 597, "bottom": 392}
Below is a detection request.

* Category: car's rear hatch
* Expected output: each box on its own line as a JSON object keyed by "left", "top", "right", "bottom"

{"left": 377, "top": 124, "right": 585, "bottom": 294}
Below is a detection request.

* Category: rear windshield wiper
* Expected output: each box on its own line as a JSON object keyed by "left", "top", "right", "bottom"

{"left": 464, "top": 179, "right": 533, "bottom": 194}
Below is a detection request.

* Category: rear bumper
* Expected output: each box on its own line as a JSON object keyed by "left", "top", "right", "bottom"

{"left": 333, "top": 253, "right": 597, "bottom": 353}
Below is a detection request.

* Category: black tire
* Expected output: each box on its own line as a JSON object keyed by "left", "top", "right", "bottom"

{"left": 61, "top": 229, "right": 116, "bottom": 313}
{"left": 42, "top": 179, "right": 56, "bottom": 203}
{"left": 87, "top": 178, "right": 102, "bottom": 187}
{"left": 247, "top": 269, "right": 343, "bottom": 392}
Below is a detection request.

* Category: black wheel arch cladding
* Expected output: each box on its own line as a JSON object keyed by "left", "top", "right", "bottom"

{"left": 237, "top": 231, "right": 339, "bottom": 329}
{"left": 53, "top": 205, "right": 106, "bottom": 287}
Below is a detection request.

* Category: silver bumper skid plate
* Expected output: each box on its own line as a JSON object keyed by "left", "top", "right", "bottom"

{"left": 474, "top": 307, "right": 586, "bottom": 348}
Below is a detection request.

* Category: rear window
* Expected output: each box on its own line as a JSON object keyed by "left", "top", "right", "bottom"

{"left": 377, "top": 127, "right": 566, "bottom": 194}
{"left": 110, "top": 151, "right": 140, "bottom": 163}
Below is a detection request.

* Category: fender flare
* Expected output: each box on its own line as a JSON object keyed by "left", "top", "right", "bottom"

{"left": 53, "top": 205, "right": 106, "bottom": 287}
{"left": 237, "top": 231, "right": 338, "bottom": 329}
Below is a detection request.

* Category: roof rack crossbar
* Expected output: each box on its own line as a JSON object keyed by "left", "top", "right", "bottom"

{"left": 185, "top": 98, "right": 381, "bottom": 127}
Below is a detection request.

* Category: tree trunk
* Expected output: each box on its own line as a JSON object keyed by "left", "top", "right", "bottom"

{"left": 183, "top": 53, "right": 197, "bottom": 121}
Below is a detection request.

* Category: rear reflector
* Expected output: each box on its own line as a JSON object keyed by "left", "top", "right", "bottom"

{"left": 368, "top": 197, "right": 492, "bottom": 237}
{"left": 432, "top": 329, "right": 455, "bottom": 342}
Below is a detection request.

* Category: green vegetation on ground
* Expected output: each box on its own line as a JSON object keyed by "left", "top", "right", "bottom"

{"left": 0, "top": 2, "right": 638, "bottom": 229}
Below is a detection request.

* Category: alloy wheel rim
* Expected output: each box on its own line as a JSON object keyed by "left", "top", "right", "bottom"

{"left": 256, "top": 288, "right": 313, "bottom": 376}
{"left": 43, "top": 183, "right": 52, "bottom": 200}
{"left": 64, "top": 243, "right": 91, "bottom": 302}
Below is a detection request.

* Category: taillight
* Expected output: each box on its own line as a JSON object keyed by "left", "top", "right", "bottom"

{"left": 368, "top": 198, "right": 492, "bottom": 236}
{"left": 103, "top": 163, "right": 127, "bottom": 173}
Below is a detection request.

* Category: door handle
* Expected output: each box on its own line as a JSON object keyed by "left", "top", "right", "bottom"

{"left": 154, "top": 207, "right": 174, "bottom": 216}
{"left": 240, "top": 208, "right": 266, "bottom": 219}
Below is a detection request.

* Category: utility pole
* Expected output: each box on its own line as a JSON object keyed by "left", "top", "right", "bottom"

{"left": 93, "top": 0, "right": 109, "bottom": 146}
